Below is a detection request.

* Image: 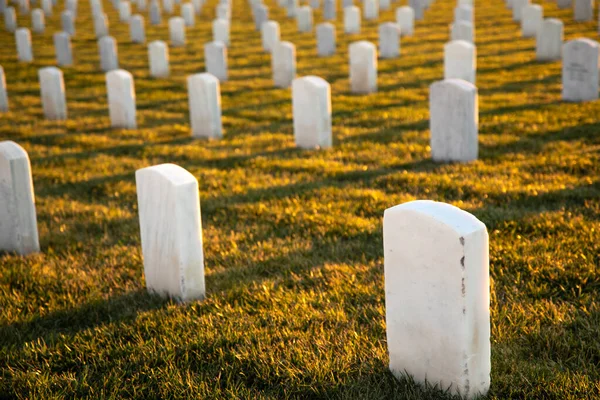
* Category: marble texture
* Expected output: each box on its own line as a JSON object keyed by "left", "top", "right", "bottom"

{"left": 39, "top": 66, "right": 67, "bottom": 120}
{"left": 536, "top": 18, "right": 563, "bottom": 61}
{"left": 212, "top": 18, "right": 229, "bottom": 46}
{"left": 169, "top": 17, "right": 185, "bottom": 47}
{"left": 130, "top": 15, "right": 145, "bottom": 43}
{"left": 99, "top": 36, "right": 119, "bottom": 71}
{"left": 53, "top": 31, "right": 73, "bottom": 66}
{"left": 316, "top": 22, "right": 335, "bottom": 56}
{"left": 292, "top": 76, "right": 332, "bottom": 149}
{"left": 349, "top": 40, "right": 377, "bottom": 94}
{"left": 106, "top": 69, "right": 137, "bottom": 129}
{"left": 384, "top": 200, "right": 490, "bottom": 400}
{"left": 204, "top": 41, "right": 228, "bottom": 81}
{"left": 261, "top": 20, "right": 280, "bottom": 52}
{"left": 344, "top": 6, "right": 360, "bottom": 34}
{"left": 271, "top": 41, "right": 296, "bottom": 88}
{"left": 16, "top": 28, "right": 33, "bottom": 62}
{"left": 521, "top": 4, "right": 542, "bottom": 38}
{"left": 379, "top": 22, "right": 400, "bottom": 59}
{"left": 396, "top": 6, "right": 414, "bottom": 36}
{"left": 148, "top": 40, "right": 169, "bottom": 78}
{"left": 562, "top": 38, "right": 599, "bottom": 102}
{"left": 444, "top": 40, "right": 475, "bottom": 84}
{"left": 136, "top": 163, "right": 205, "bottom": 302}
{"left": 31, "top": 8, "right": 45, "bottom": 33}
{"left": 0, "top": 66, "right": 8, "bottom": 112}
{"left": 187, "top": 72, "right": 222, "bottom": 139}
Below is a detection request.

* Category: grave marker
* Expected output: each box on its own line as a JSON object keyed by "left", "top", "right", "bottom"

{"left": 292, "top": 76, "right": 332, "bottom": 149}
{"left": 187, "top": 72, "right": 223, "bottom": 139}
{"left": 106, "top": 69, "right": 136, "bottom": 129}
{"left": 148, "top": 40, "right": 170, "bottom": 78}
{"left": 349, "top": 41, "right": 377, "bottom": 93}
{"left": 562, "top": 38, "right": 599, "bottom": 102}
{"left": 38, "top": 66, "right": 67, "bottom": 120}
{"left": 204, "top": 41, "right": 228, "bottom": 81}
{"left": 272, "top": 41, "right": 296, "bottom": 88}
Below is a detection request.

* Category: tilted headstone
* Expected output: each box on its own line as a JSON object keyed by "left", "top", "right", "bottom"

{"left": 272, "top": 41, "right": 296, "bottom": 88}
{"left": 135, "top": 163, "right": 205, "bottom": 302}
{"left": 429, "top": 79, "right": 478, "bottom": 162}
{"left": 0, "top": 66, "right": 8, "bottom": 112}
{"left": 148, "top": 40, "right": 169, "bottom": 78}
{"left": 94, "top": 13, "right": 109, "bottom": 38}
{"left": 454, "top": 4, "right": 472, "bottom": 23}
{"left": 106, "top": 69, "right": 136, "bottom": 129}
{"left": 344, "top": 6, "right": 360, "bottom": 34}
{"left": 212, "top": 18, "right": 229, "bottom": 46}
{"left": 4, "top": 7, "right": 17, "bottom": 32}
{"left": 38, "top": 66, "right": 67, "bottom": 120}
{"left": 0, "top": 141, "right": 40, "bottom": 255}
{"left": 16, "top": 28, "right": 33, "bottom": 62}
{"left": 187, "top": 72, "right": 222, "bottom": 139}
{"left": 363, "top": 0, "right": 378, "bottom": 20}
{"left": 444, "top": 40, "right": 475, "bottom": 84}
{"left": 41, "top": 0, "right": 52, "bottom": 16}
{"left": 149, "top": 0, "right": 161, "bottom": 25}
{"left": 296, "top": 5, "right": 312, "bottom": 32}
{"left": 53, "top": 31, "right": 73, "bottom": 66}
{"left": 181, "top": 2, "right": 194, "bottom": 26}
{"left": 349, "top": 41, "right": 377, "bottom": 94}
{"left": 119, "top": 0, "right": 131, "bottom": 21}
{"left": 316, "top": 23, "right": 335, "bottom": 56}
{"left": 169, "top": 17, "right": 185, "bottom": 46}
{"left": 204, "top": 41, "right": 228, "bottom": 81}
{"left": 451, "top": 21, "right": 473, "bottom": 43}
{"left": 384, "top": 200, "right": 490, "bottom": 400}
{"left": 261, "top": 20, "right": 280, "bottom": 52}
{"left": 562, "top": 38, "right": 599, "bottom": 102}
{"left": 31, "top": 8, "right": 44, "bottom": 33}
{"left": 253, "top": 4, "right": 267, "bottom": 31}
{"left": 61, "top": 10, "right": 74, "bottom": 35}
{"left": 396, "top": 6, "right": 414, "bottom": 36}
{"left": 163, "top": 0, "right": 173, "bottom": 13}
{"left": 536, "top": 19, "right": 563, "bottom": 61}
{"left": 323, "top": 0, "right": 335, "bottom": 20}
{"left": 379, "top": 22, "right": 401, "bottom": 59}
{"left": 574, "top": 0, "right": 593, "bottom": 22}
{"left": 511, "top": 0, "right": 528, "bottom": 22}
{"left": 521, "top": 4, "right": 542, "bottom": 38}
{"left": 292, "top": 76, "right": 332, "bottom": 149}
{"left": 130, "top": 14, "right": 145, "bottom": 43}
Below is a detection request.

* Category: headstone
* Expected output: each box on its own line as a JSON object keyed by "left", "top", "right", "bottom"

{"left": 511, "top": 0, "right": 528, "bottom": 22}
{"left": 31, "top": 8, "right": 45, "bottom": 33}
{"left": 135, "top": 163, "right": 205, "bottom": 302}
{"left": 454, "top": 4, "right": 472, "bottom": 23}
{"left": 444, "top": 40, "right": 475, "bottom": 84}
{"left": 253, "top": 4, "right": 267, "bottom": 31}
{"left": 342, "top": 0, "right": 352, "bottom": 7}
{"left": 181, "top": 2, "right": 194, "bottom": 26}
{"left": 316, "top": 22, "right": 335, "bottom": 56}
{"left": 521, "top": 4, "right": 542, "bottom": 38}
{"left": 556, "top": 0, "right": 570, "bottom": 8}
{"left": 61, "top": 10, "right": 74, "bottom": 35}
{"left": 65, "top": 0, "right": 77, "bottom": 17}
{"left": 574, "top": 0, "right": 593, "bottom": 22}
{"left": 16, "top": 28, "right": 33, "bottom": 62}
{"left": 396, "top": 6, "right": 415, "bottom": 36}
{"left": 323, "top": 0, "right": 335, "bottom": 20}
{"left": 536, "top": 19, "right": 563, "bottom": 61}
{"left": 216, "top": 3, "right": 229, "bottom": 19}
{"left": 99, "top": 36, "right": 119, "bottom": 72}
{"left": 292, "top": 76, "right": 332, "bottom": 149}
{"left": 138, "top": 0, "right": 147, "bottom": 11}
{"left": 271, "top": 41, "right": 296, "bottom": 88}
{"left": 192, "top": 0, "right": 202, "bottom": 15}
{"left": 349, "top": 41, "right": 377, "bottom": 94}
{"left": 384, "top": 200, "right": 490, "bottom": 399}
{"left": 409, "top": 0, "right": 423, "bottom": 20}
{"left": 149, "top": 0, "right": 161, "bottom": 25}
{"left": 169, "top": 17, "right": 185, "bottom": 47}
{"left": 363, "top": 0, "right": 378, "bottom": 19}
{"left": 0, "top": 141, "right": 40, "bottom": 255}
{"left": 0, "top": 0, "right": 4, "bottom": 15}
{"left": 296, "top": 5, "right": 312, "bottom": 32}
{"left": 0, "top": 66, "right": 8, "bottom": 112}
{"left": 4, "top": 7, "right": 16, "bottom": 33}
{"left": 163, "top": 0, "right": 173, "bottom": 13}
{"left": 379, "top": 22, "right": 401, "bottom": 59}
{"left": 286, "top": 0, "right": 297, "bottom": 17}
{"left": 38, "top": 66, "right": 67, "bottom": 120}
{"left": 212, "top": 18, "right": 229, "bottom": 46}
{"left": 204, "top": 41, "right": 228, "bottom": 81}
{"left": 309, "top": 0, "right": 319, "bottom": 8}
{"left": 94, "top": 13, "right": 109, "bottom": 38}
{"left": 53, "top": 31, "right": 73, "bottom": 66}
{"left": 41, "top": 0, "right": 52, "bottom": 16}
{"left": 106, "top": 69, "right": 136, "bottom": 129}
{"left": 450, "top": 21, "right": 474, "bottom": 43}
{"left": 18, "top": 0, "right": 28, "bottom": 15}
{"left": 187, "top": 72, "right": 222, "bottom": 139}
{"left": 90, "top": 0, "right": 102, "bottom": 15}
{"left": 562, "top": 38, "right": 599, "bottom": 102}
{"left": 380, "top": 0, "right": 390, "bottom": 11}
{"left": 119, "top": 0, "right": 131, "bottom": 21}
{"left": 344, "top": 6, "right": 360, "bottom": 34}
{"left": 429, "top": 79, "right": 478, "bottom": 162}
{"left": 148, "top": 40, "right": 169, "bottom": 77}
{"left": 261, "top": 20, "right": 280, "bottom": 52}
{"left": 130, "top": 14, "right": 145, "bottom": 43}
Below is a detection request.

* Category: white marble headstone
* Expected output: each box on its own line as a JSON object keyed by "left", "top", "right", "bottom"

{"left": 99, "top": 36, "right": 119, "bottom": 71}
{"left": 521, "top": 4, "right": 542, "bottom": 38}
{"left": 16, "top": 28, "right": 33, "bottom": 63}
{"left": 4, "top": 7, "right": 17, "bottom": 33}
{"left": 61, "top": 10, "right": 75, "bottom": 35}
{"left": 454, "top": 4, "right": 472, "bottom": 23}
{"left": 149, "top": 0, "right": 162, "bottom": 25}
{"left": 94, "top": 13, "right": 109, "bottom": 38}
{"left": 212, "top": 18, "right": 229, "bottom": 46}
{"left": 169, "top": 17, "right": 185, "bottom": 46}
{"left": 408, "top": 0, "right": 423, "bottom": 20}
{"left": 0, "top": 66, "right": 8, "bottom": 112}
{"left": 148, "top": 40, "right": 170, "bottom": 78}
{"left": 53, "top": 31, "right": 73, "bottom": 66}
{"left": 119, "top": 0, "right": 131, "bottom": 21}
{"left": 296, "top": 5, "right": 312, "bottom": 32}
{"left": 41, "top": 0, "right": 52, "bottom": 16}
{"left": 271, "top": 41, "right": 296, "bottom": 88}
{"left": 130, "top": 15, "right": 145, "bottom": 43}
{"left": 511, "top": 0, "right": 529, "bottom": 22}
{"left": 187, "top": 72, "right": 222, "bottom": 139}
{"left": 106, "top": 69, "right": 136, "bottom": 129}
{"left": 292, "top": 75, "right": 332, "bottom": 149}
{"left": 574, "top": 0, "right": 593, "bottom": 22}
{"left": 253, "top": 4, "right": 268, "bottom": 31}
{"left": 349, "top": 40, "right": 377, "bottom": 94}
{"left": 261, "top": 20, "right": 280, "bottom": 52}
{"left": 38, "top": 66, "right": 67, "bottom": 120}
{"left": 379, "top": 22, "right": 401, "bottom": 59}
{"left": 31, "top": 8, "right": 45, "bottom": 33}
{"left": 450, "top": 20, "right": 473, "bottom": 43}
{"left": 316, "top": 22, "right": 336, "bottom": 56}
{"left": 536, "top": 18, "right": 563, "bottom": 61}
{"left": 344, "top": 6, "right": 360, "bottom": 34}
{"left": 323, "top": 0, "right": 335, "bottom": 20}
{"left": 396, "top": 6, "right": 414, "bottom": 36}
{"left": 163, "top": 0, "right": 173, "bottom": 13}
{"left": 363, "top": 0, "right": 378, "bottom": 20}
{"left": 204, "top": 41, "right": 228, "bottom": 81}
{"left": 562, "top": 38, "right": 599, "bottom": 102}
{"left": 181, "top": 3, "right": 195, "bottom": 26}
{"left": 444, "top": 40, "right": 475, "bottom": 84}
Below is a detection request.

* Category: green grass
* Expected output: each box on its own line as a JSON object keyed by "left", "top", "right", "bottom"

{"left": 1, "top": 0, "right": 600, "bottom": 397}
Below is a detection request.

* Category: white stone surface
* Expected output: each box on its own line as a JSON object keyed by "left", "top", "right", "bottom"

{"left": 261, "top": 20, "right": 280, "bottom": 52}
{"left": 53, "top": 31, "right": 73, "bottom": 66}
{"left": 349, "top": 40, "right": 377, "bottom": 94}
{"left": 409, "top": 0, "right": 423, "bottom": 20}
{"left": 148, "top": 40, "right": 169, "bottom": 78}
{"left": 18, "top": 0, "right": 29, "bottom": 15}
{"left": 119, "top": 0, "right": 131, "bottom": 21}
{"left": 253, "top": 4, "right": 267, "bottom": 31}
{"left": 344, "top": 6, "right": 360, "bottom": 34}
{"left": 0, "top": 66, "right": 8, "bottom": 112}
{"left": 286, "top": 0, "right": 297, "bottom": 18}
{"left": 271, "top": 41, "right": 296, "bottom": 88}
{"left": 380, "top": 0, "right": 390, "bottom": 11}
{"left": 323, "top": 0, "right": 335, "bottom": 20}
{"left": 163, "top": 0, "right": 173, "bottom": 13}
{"left": 216, "top": 3, "right": 229, "bottom": 19}
{"left": 574, "top": 0, "right": 593, "bottom": 22}
{"left": 296, "top": 5, "right": 312, "bottom": 32}
{"left": 363, "top": 0, "right": 378, "bottom": 20}
{"left": 61, "top": 10, "right": 74, "bottom": 35}
{"left": 212, "top": 18, "right": 229, "bottom": 46}
{"left": 204, "top": 41, "right": 228, "bottom": 81}
{"left": 309, "top": 0, "right": 319, "bottom": 9}
{"left": 4, "top": 7, "right": 16, "bottom": 33}
{"left": 316, "top": 23, "right": 335, "bottom": 56}
{"left": 384, "top": 200, "right": 490, "bottom": 400}
{"left": 181, "top": 2, "right": 194, "bottom": 26}
{"left": 90, "top": 0, "right": 103, "bottom": 15}
{"left": 450, "top": 21, "right": 474, "bottom": 43}
{"left": 187, "top": 72, "right": 222, "bottom": 139}
{"left": 511, "top": 0, "right": 529, "bottom": 22}
{"left": 94, "top": 13, "right": 109, "bottom": 38}
{"left": 138, "top": 0, "right": 147, "bottom": 12}
{"left": 149, "top": 0, "right": 161, "bottom": 25}
{"left": 130, "top": 15, "right": 145, "bottom": 43}
{"left": 396, "top": 6, "right": 414, "bottom": 36}
{"left": 41, "top": 0, "right": 52, "bottom": 16}
{"left": 16, "top": 28, "right": 33, "bottom": 63}
{"left": 444, "top": 40, "right": 475, "bottom": 84}
{"left": 192, "top": 0, "right": 202, "bottom": 15}
{"left": 454, "top": 4, "right": 472, "bottom": 23}
{"left": 429, "top": 79, "right": 478, "bottom": 162}
{"left": 31, "top": 8, "right": 45, "bottom": 33}
{"left": 379, "top": 22, "right": 400, "bottom": 59}
{"left": 556, "top": 0, "right": 570, "bottom": 8}
{"left": 39, "top": 66, "right": 67, "bottom": 120}
{"left": 0, "top": 141, "right": 40, "bottom": 255}
{"left": 562, "top": 38, "right": 599, "bottom": 102}
{"left": 536, "top": 18, "right": 563, "bottom": 61}
{"left": 169, "top": 17, "right": 185, "bottom": 47}
{"left": 136, "top": 163, "right": 205, "bottom": 302}
{"left": 292, "top": 76, "right": 332, "bottom": 149}
{"left": 106, "top": 69, "right": 136, "bottom": 129}
{"left": 99, "top": 36, "right": 119, "bottom": 71}
{"left": 521, "top": 4, "right": 542, "bottom": 38}
{"left": 65, "top": 0, "right": 77, "bottom": 17}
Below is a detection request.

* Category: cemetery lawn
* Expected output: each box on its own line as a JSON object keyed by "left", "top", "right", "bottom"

{"left": 1, "top": 0, "right": 600, "bottom": 398}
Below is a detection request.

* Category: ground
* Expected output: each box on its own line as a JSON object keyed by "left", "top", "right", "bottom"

{"left": 1, "top": 0, "right": 599, "bottom": 398}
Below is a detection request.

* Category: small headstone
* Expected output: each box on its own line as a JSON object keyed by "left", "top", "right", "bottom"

{"left": 562, "top": 38, "right": 599, "bottom": 102}
{"left": 119, "top": 0, "right": 131, "bottom": 21}
{"left": 4, "top": 7, "right": 16, "bottom": 33}
{"left": 429, "top": 79, "right": 478, "bottom": 162}
{"left": 204, "top": 41, "right": 228, "bottom": 81}
{"left": 536, "top": 18, "right": 563, "bottom": 61}
{"left": 292, "top": 76, "right": 332, "bottom": 149}
{"left": 187, "top": 72, "right": 222, "bottom": 139}
{"left": 363, "top": 0, "right": 378, "bottom": 20}
{"left": 106, "top": 69, "right": 136, "bottom": 129}
{"left": 53, "top": 31, "right": 73, "bottom": 66}
{"left": 0, "top": 140, "right": 40, "bottom": 255}
{"left": 169, "top": 17, "right": 185, "bottom": 47}
{"left": 0, "top": 66, "right": 8, "bottom": 112}
{"left": 149, "top": 0, "right": 161, "bottom": 25}
{"left": 296, "top": 5, "right": 312, "bottom": 32}
{"left": 18, "top": 0, "right": 29, "bottom": 15}
{"left": 163, "top": 0, "right": 173, "bottom": 13}
{"left": 286, "top": 0, "right": 297, "bottom": 17}
{"left": 271, "top": 41, "right": 296, "bottom": 88}
{"left": 344, "top": 6, "right": 360, "bottom": 34}
{"left": 384, "top": 200, "right": 490, "bottom": 399}
{"left": 316, "top": 22, "right": 335, "bottom": 56}
{"left": 212, "top": 18, "right": 229, "bottom": 46}
{"left": 130, "top": 15, "right": 145, "bottom": 43}
{"left": 136, "top": 163, "right": 205, "bottom": 302}
{"left": 16, "top": 28, "right": 33, "bottom": 63}
{"left": 408, "top": 0, "right": 423, "bottom": 20}
{"left": 454, "top": 4, "right": 472, "bottom": 23}
{"left": 31, "top": 8, "right": 45, "bottom": 33}
{"left": 253, "top": 4, "right": 268, "bottom": 31}
{"left": 379, "top": 22, "right": 401, "bottom": 59}
{"left": 94, "top": 13, "right": 109, "bottom": 38}
{"left": 261, "top": 20, "right": 280, "bottom": 53}
{"left": 38, "top": 66, "right": 67, "bottom": 120}
{"left": 181, "top": 3, "right": 194, "bottom": 26}
{"left": 99, "top": 36, "right": 119, "bottom": 72}
{"left": 444, "top": 40, "right": 475, "bottom": 84}
{"left": 521, "top": 4, "right": 542, "bottom": 38}
{"left": 323, "top": 0, "right": 335, "bottom": 20}
{"left": 61, "top": 10, "right": 75, "bottom": 35}
{"left": 148, "top": 40, "right": 169, "bottom": 78}
{"left": 574, "top": 0, "right": 593, "bottom": 22}
{"left": 349, "top": 41, "right": 377, "bottom": 94}
{"left": 450, "top": 21, "right": 474, "bottom": 43}
{"left": 41, "top": 0, "right": 52, "bottom": 16}
{"left": 511, "top": 0, "right": 529, "bottom": 22}
{"left": 396, "top": 7, "right": 414, "bottom": 36}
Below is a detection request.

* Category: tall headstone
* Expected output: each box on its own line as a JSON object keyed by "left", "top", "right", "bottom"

{"left": 316, "top": 22, "right": 336, "bottom": 56}
{"left": 61, "top": 10, "right": 74, "bottom": 35}
{"left": 216, "top": 3, "right": 229, "bottom": 19}
{"left": 292, "top": 76, "right": 332, "bottom": 149}
{"left": 296, "top": 5, "right": 312, "bottom": 32}
{"left": 429, "top": 79, "right": 478, "bottom": 162}
{"left": 138, "top": 0, "right": 148, "bottom": 12}
{"left": 384, "top": 200, "right": 490, "bottom": 400}
{"left": 53, "top": 31, "right": 73, "bottom": 66}
{"left": 562, "top": 38, "right": 599, "bottom": 102}
{"left": 0, "top": 141, "right": 40, "bottom": 255}
{"left": 106, "top": 69, "right": 136, "bottom": 129}
{"left": 119, "top": 0, "right": 131, "bottom": 21}
{"left": 261, "top": 20, "right": 280, "bottom": 52}
{"left": 521, "top": 4, "right": 542, "bottom": 38}
{"left": 38, "top": 67, "right": 67, "bottom": 120}
{"left": 573, "top": 0, "right": 593, "bottom": 22}
{"left": 130, "top": 14, "right": 145, "bottom": 43}
{"left": 344, "top": 6, "right": 360, "bottom": 34}
{"left": 187, "top": 72, "right": 222, "bottom": 139}
{"left": 363, "top": 0, "right": 378, "bottom": 20}
{"left": 136, "top": 163, "right": 205, "bottom": 302}
{"left": 444, "top": 40, "right": 475, "bottom": 84}
{"left": 4, "top": 7, "right": 16, "bottom": 33}
{"left": 94, "top": 13, "right": 109, "bottom": 38}
{"left": 379, "top": 22, "right": 401, "bottom": 59}
{"left": 396, "top": 6, "right": 414, "bottom": 36}
{"left": 272, "top": 41, "right": 296, "bottom": 88}
{"left": 0, "top": 66, "right": 8, "bottom": 112}
{"left": 204, "top": 41, "right": 228, "bottom": 81}
{"left": 16, "top": 28, "right": 33, "bottom": 63}
{"left": 451, "top": 21, "right": 474, "bottom": 43}
{"left": 536, "top": 19, "right": 563, "bottom": 61}
{"left": 181, "top": 2, "right": 194, "bottom": 26}
{"left": 99, "top": 36, "right": 119, "bottom": 71}
{"left": 31, "top": 8, "right": 45, "bottom": 33}
{"left": 148, "top": 40, "right": 169, "bottom": 78}
{"left": 169, "top": 17, "right": 185, "bottom": 46}
{"left": 349, "top": 41, "right": 377, "bottom": 94}
{"left": 212, "top": 18, "right": 229, "bottom": 46}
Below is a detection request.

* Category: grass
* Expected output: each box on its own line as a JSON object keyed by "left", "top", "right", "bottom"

{"left": 1, "top": 0, "right": 600, "bottom": 397}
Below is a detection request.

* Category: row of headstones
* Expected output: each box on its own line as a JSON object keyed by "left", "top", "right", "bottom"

{"left": 508, "top": 0, "right": 596, "bottom": 22}
{"left": 0, "top": 138, "right": 491, "bottom": 400}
